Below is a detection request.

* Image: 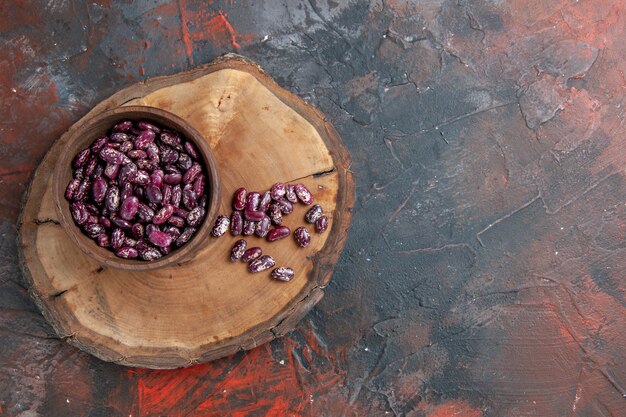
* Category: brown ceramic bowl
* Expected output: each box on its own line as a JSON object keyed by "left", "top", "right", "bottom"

{"left": 53, "top": 106, "right": 220, "bottom": 271}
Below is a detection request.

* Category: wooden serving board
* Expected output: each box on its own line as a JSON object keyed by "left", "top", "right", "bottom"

{"left": 18, "top": 54, "right": 354, "bottom": 369}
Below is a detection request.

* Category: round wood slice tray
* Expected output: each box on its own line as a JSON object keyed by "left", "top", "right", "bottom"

{"left": 18, "top": 54, "right": 354, "bottom": 369}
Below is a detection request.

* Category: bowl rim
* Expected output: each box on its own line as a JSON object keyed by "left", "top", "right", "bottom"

{"left": 53, "top": 105, "right": 221, "bottom": 271}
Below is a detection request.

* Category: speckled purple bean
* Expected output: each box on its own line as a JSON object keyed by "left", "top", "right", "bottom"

{"left": 244, "top": 208, "right": 265, "bottom": 221}
{"left": 150, "top": 169, "right": 164, "bottom": 188}
{"left": 91, "top": 177, "right": 108, "bottom": 203}
{"left": 73, "top": 178, "right": 91, "bottom": 201}
{"left": 271, "top": 267, "right": 295, "bottom": 282}
{"left": 131, "top": 223, "right": 144, "bottom": 239}
{"left": 146, "top": 143, "right": 160, "bottom": 162}
{"left": 315, "top": 216, "right": 328, "bottom": 233}
{"left": 230, "top": 239, "right": 247, "bottom": 261}
{"left": 162, "top": 184, "right": 172, "bottom": 205}
{"left": 167, "top": 216, "right": 185, "bottom": 228}
{"left": 134, "top": 129, "right": 156, "bottom": 150}
{"left": 160, "top": 131, "right": 182, "bottom": 150}
{"left": 97, "top": 234, "right": 111, "bottom": 247}
{"left": 135, "top": 159, "right": 157, "bottom": 172}
{"left": 275, "top": 197, "right": 293, "bottom": 215}
{"left": 258, "top": 191, "right": 272, "bottom": 212}
{"left": 110, "top": 132, "right": 129, "bottom": 143}
{"left": 118, "top": 162, "right": 137, "bottom": 184}
{"left": 121, "top": 182, "right": 133, "bottom": 200}
{"left": 246, "top": 192, "right": 260, "bottom": 211}
{"left": 182, "top": 185, "right": 197, "bottom": 210}
{"left": 104, "top": 163, "right": 120, "bottom": 179}
{"left": 152, "top": 205, "right": 174, "bottom": 225}
{"left": 124, "top": 238, "right": 137, "bottom": 248}
{"left": 171, "top": 185, "right": 182, "bottom": 207}
{"left": 305, "top": 204, "right": 323, "bottom": 223}
{"left": 270, "top": 183, "right": 286, "bottom": 200}
{"left": 112, "top": 120, "right": 132, "bottom": 132}
{"left": 267, "top": 226, "right": 290, "bottom": 242}
{"left": 184, "top": 141, "right": 199, "bottom": 160}
{"left": 182, "top": 162, "right": 202, "bottom": 184}
{"left": 100, "top": 147, "right": 130, "bottom": 165}
{"left": 105, "top": 186, "right": 120, "bottom": 212}
{"left": 295, "top": 183, "right": 313, "bottom": 205}
{"left": 164, "top": 173, "right": 182, "bottom": 185}
{"left": 99, "top": 217, "right": 111, "bottom": 229}
{"left": 160, "top": 147, "right": 179, "bottom": 164}
{"left": 137, "top": 203, "right": 154, "bottom": 222}
{"left": 193, "top": 174, "right": 205, "bottom": 196}
{"left": 145, "top": 224, "right": 159, "bottom": 236}
{"left": 255, "top": 216, "right": 271, "bottom": 238}
{"left": 139, "top": 246, "right": 162, "bottom": 261}
{"left": 138, "top": 121, "right": 161, "bottom": 133}
{"left": 163, "top": 226, "right": 181, "bottom": 239}
{"left": 248, "top": 255, "right": 276, "bottom": 273}
{"left": 175, "top": 227, "right": 196, "bottom": 246}
{"left": 128, "top": 150, "right": 147, "bottom": 159}
{"left": 116, "top": 247, "right": 138, "bottom": 259}
{"left": 91, "top": 136, "right": 109, "bottom": 153}
{"left": 294, "top": 227, "right": 311, "bottom": 247}
{"left": 211, "top": 215, "right": 230, "bottom": 237}
{"left": 70, "top": 201, "right": 88, "bottom": 225}
{"left": 242, "top": 247, "right": 262, "bottom": 263}
{"left": 285, "top": 184, "right": 298, "bottom": 203}
{"left": 65, "top": 178, "right": 80, "bottom": 200}
{"left": 233, "top": 187, "right": 247, "bottom": 211}
{"left": 111, "top": 228, "right": 125, "bottom": 249}
{"left": 242, "top": 219, "right": 256, "bottom": 236}
{"left": 230, "top": 211, "right": 243, "bottom": 236}
{"left": 145, "top": 184, "right": 163, "bottom": 205}
{"left": 119, "top": 196, "right": 139, "bottom": 220}
{"left": 177, "top": 153, "right": 192, "bottom": 171}
{"left": 148, "top": 230, "right": 173, "bottom": 247}
{"left": 268, "top": 203, "right": 283, "bottom": 226}
{"left": 72, "top": 147, "right": 91, "bottom": 168}
{"left": 174, "top": 207, "right": 189, "bottom": 218}
{"left": 186, "top": 207, "right": 205, "bottom": 227}
{"left": 111, "top": 216, "right": 133, "bottom": 230}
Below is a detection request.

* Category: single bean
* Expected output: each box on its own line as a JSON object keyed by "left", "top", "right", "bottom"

{"left": 175, "top": 227, "right": 196, "bottom": 246}
{"left": 72, "top": 147, "right": 91, "bottom": 168}
{"left": 211, "top": 215, "right": 229, "bottom": 237}
{"left": 268, "top": 203, "right": 283, "bottom": 225}
{"left": 294, "top": 227, "right": 311, "bottom": 247}
{"left": 138, "top": 121, "right": 161, "bottom": 133}
{"left": 116, "top": 247, "right": 138, "bottom": 259}
{"left": 230, "top": 239, "right": 247, "bottom": 261}
{"left": 305, "top": 204, "right": 323, "bottom": 223}
{"left": 186, "top": 207, "right": 205, "bottom": 227}
{"left": 112, "top": 120, "right": 133, "bottom": 133}
{"left": 270, "top": 182, "right": 286, "bottom": 200}
{"left": 242, "top": 219, "right": 256, "bottom": 235}
{"left": 91, "top": 177, "right": 108, "bottom": 203}
{"left": 233, "top": 187, "right": 247, "bottom": 210}
{"left": 294, "top": 183, "right": 313, "bottom": 204}
{"left": 148, "top": 230, "right": 173, "bottom": 247}
{"left": 285, "top": 184, "right": 298, "bottom": 203}
{"left": 248, "top": 255, "right": 276, "bottom": 273}
{"left": 152, "top": 205, "right": 174, "bottom": 225}
{"left": 230, "top": 211, "right": 243, "bottom": 235}
{"left": 271, "top": 267, "right": 295, "bottom": 282}
{"left": 315, "top": 216, "right": 328, "bottom": 233}
{"left": 244, "top": 208, "right": 265, "bottom": 221}
{"left": 267, "top": 226, "right": 290, "bottom": 241}
{"left": 65, "top": 178, "right": 80, "bottom": 200}
{"left": 111, "top": 228, "right": 125, "bottom": 249}
{"left": 242, "top": 247, "right": 262, "bottom": 263}
{"left": 70, "top": 201, "right": 88, "bottom": 225}
{"left": 182, "top": 162, "right": 202, "bottom": 184}
{"left": 247, "top": 192, "right": 260, "bottom": 211}
{"left": 255, "top": 215, "right": 271, "bottom": 237}
{"left": 258, "top": 191, "right": 272, "bottom": 212}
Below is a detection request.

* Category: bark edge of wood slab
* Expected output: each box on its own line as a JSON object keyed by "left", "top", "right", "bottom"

{"left": 18, "top": 54, "right": 355, "bottom": 369}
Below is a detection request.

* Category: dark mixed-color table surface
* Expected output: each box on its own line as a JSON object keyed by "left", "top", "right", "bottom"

{"left": 1, "top": 1, "right": 624, "bottom": 416}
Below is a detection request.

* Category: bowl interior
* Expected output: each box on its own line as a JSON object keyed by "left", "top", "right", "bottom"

{"left": 53, "top": 106, "right": 220, "bottom": 271}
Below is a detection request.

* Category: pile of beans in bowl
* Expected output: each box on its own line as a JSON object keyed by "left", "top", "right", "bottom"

{"left": 65, "top": 119, "right": 209, "bottom": 261}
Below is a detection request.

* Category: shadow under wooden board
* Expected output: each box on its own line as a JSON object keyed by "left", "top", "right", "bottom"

{"left": 18, "top": 54, "right": 355, "bottom": 369}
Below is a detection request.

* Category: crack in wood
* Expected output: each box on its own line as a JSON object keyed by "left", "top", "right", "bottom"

{"left": 33, "top": 218, "right": 60, "bottom": 225}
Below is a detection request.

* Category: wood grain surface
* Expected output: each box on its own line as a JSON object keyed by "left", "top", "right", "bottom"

{"left": 19, "top": 55, "right": 354, "bottom": 368}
